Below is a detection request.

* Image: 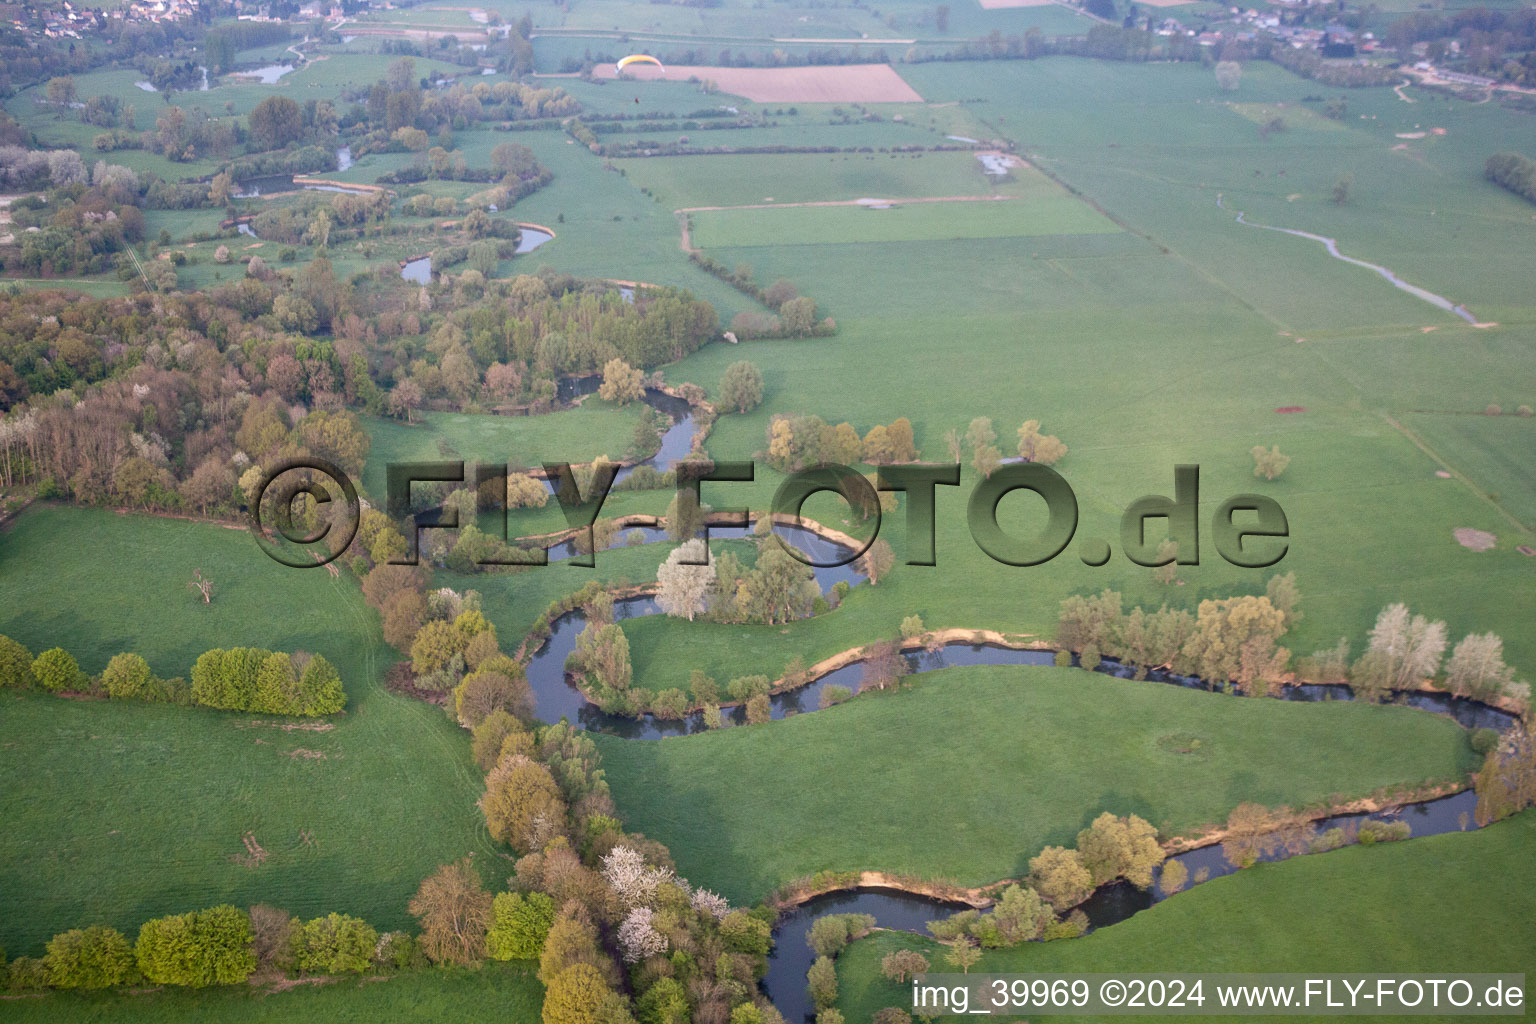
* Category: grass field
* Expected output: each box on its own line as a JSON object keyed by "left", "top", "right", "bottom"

{"left": 596, "top": 665, "right": 1479, "bottom": 903}
{"left": 5, "top": 962, "right": 542, "bottom": 1023}
{"left": 616, "top": 150, "right": 1012, "bottom": 210}
{"left": 836, "top": 809, "right": 1536, "bottom": 1021}
{"left": 0, "top": 506, "right": 495, "bottom": 957}
{"left": 359, "top": 405, "right": 647, "bottom": 502}
{"left": 689, "top": 194, "right": 1120, "bottom": 247}
{"left": 1397, "top": 412, "right": 1536, "bottom": 532}
{"left": 578, "top": 56, "right": 1536, "bottom": 693}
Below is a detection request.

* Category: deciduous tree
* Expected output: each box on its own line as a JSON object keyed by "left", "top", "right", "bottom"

{"left": 408, "top": 857, "right": 494, "bottom": 966}
{"left": 718, "top": 360, "right": 764, "bottom": 413}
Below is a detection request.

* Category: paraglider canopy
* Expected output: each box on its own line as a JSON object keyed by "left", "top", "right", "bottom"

{"left": 616, "top": 54, "right": 664, "bottom": 73}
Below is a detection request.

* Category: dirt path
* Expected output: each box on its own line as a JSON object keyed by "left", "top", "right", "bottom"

{"left": 1393, "top": 80, "right": 1416, "bottom": 103}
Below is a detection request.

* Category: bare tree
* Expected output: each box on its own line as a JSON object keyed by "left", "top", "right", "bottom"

{"left": 188, "top": 568, "right": 213, "bottom": 604}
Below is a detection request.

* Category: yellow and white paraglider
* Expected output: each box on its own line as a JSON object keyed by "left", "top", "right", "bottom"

{"left": 616, "top": 55, "right": 664, "bottom": 102}
{"left": 615, "top": 54, "right": 664, "bottom": 74}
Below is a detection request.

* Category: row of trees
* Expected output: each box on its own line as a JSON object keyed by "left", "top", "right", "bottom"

{"left": 0, "top": 888, "right": 546, "bottom": 994}
{"left": 1056, "top": 579, "right": 1529, "bottom": 710}
{"left": 342, "top": 520, "right": 784, "bottom": 1021}
{"left": 0, "top": 636, "right": 344, "bottom": 716}
{"left": 190, "top": 647, "right": 346, "bottom": 716}
{"left": 765, "top": 414, "right": 921, "bottom": 473}
{"left": 958, "top": 415, "right": 1068, "bottom": 478}
{"left": 1298, "top": 603, "right": 1529, "bottom": 707}
{"left": 1056, "top": 580, "right": 1298, "bottom": 695}
{"left": 1486, "top": 151, "right": 1536, "bottom": 205}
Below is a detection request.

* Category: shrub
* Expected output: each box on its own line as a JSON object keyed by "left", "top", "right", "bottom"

{"left": 1078, "top": 644, "right": 1100, "bottom": 672}
{"left": 818, "top": 684, "right": 852, "bottom": 709}
{"left": 135, "top": 905, "right": 255, "bottom": 987}
{"left": 727, "top": 675, "right": 771, "bottom": 701}
{"left": 5, "top": 957, "right": 48, "bottom": 992}
{"left": 807, "top": 955, "right": 838, "bottom": 1008}
{"left": 1158, "top": 859, "right": 1188, "bottom": 894}
{"left": 806, "top": 913, "right": 873, "bottom": 958}
{"left": 745, "top": 693, "right": 771, "bottom": 724}
{"left": 0, "top": 635, "right": 37, "bottom": 689}
{"left": 103, "top": 652, "right": 154, "bottom": 699}
{"left": 1357, "top": 819, "right": 1410, "bottom": 845}
{"left": 650, "top": 687, "right": 690, "bottom": 720}
{"left": 45, "top": 925, "right": 135, "bottom": 989}
{"left": 294, "top": 913, "right": 377, "bottom": 974}
{"left": 899, "top": 615, "right": 925, "bottom": 640}
{"left": 33, "top": 647, "right": 84, "bottom": 692}
{"left": 1472, "top": 728, "right": 1501, "bottom": 755}
{"left": 1054, "top": 649, "right": 1072, "bottom": 668}
{"left": 373, "top": 931, "right": 419, "bottom": 970}
{"left": 1041, "top": 910, "right": 1088, "bottom": 941}
{"left": 486, "top": 891, "right": 557, "bottom": 960}
{"left": 1309, "top": 827, "right": 1348, "bottom": 853}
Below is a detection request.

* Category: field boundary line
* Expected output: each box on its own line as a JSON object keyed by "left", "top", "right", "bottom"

{"left": 1381, "top": 412, "right": 1533, "bottom": 537}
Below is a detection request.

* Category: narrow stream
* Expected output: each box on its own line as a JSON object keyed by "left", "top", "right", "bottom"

{"left": 1218, "top": 195, "right": 1475, "bottom": 323}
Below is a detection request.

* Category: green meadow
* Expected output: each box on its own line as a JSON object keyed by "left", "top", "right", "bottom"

{"left": 688, "top": 194, "right": 1119, "bottom": 247}
{"left": 0, "top": 506, "right": 494, "bottom": 957}
{"left": 596, "top": 665, "right": 1479, "bottom": 903}
{"left": 5, "top": 962, "right": 542, "bottom": 1024}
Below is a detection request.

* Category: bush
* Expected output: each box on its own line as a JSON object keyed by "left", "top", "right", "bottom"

{"left": 1054, "top": 649, "right": 1072, "bottom": 668}
{"left": 135, "top": 905, "right": 255, "bottom": 987}
{"left": 745, "top": 693, "right": 771, "bottom": 724}
{"left": 45, "top": 925, "right": 136, "bottom": 989}
{"left": 0, "top": 635, "right": 36, "bottom": 689}
{"left": 1357, "top": 819, "right": 1410, "bottom": 845}
{"left": 294, "top": 914, "right": 377, "bottom": 974}
{"left": 33, "top": 647, "right": 84, "bottom": 692}
{"left": 1078, "top": 644, "right": 1100, "bottom": 672}
{"left": 1472, "top": 727, "right": 1500, "bottom": 756}
{"left": 1041, "top": 910, "right": 1088, "bottom": 941}
{"left": 818, "top": 684, "right": 852, "bottom": 709}
{"left": 5, "top": 957, "right": 48, "bottom": 993}
{"left": 103, "top": 652, "right": 154, "bottom": 700}
{"left": 373, "top": 931, "right": 419, "bottom": 970}
{"left": 486, "top": 891, "right": 557, "bottom": 960}
{"left": 650, "top": 687, "right": 690, "bottom": 720}
{"left": 1309, "top": 827, "right": 1348, "bottom": 853}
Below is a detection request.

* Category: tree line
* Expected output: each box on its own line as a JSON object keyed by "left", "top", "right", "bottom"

{"left": 0, "top": 635, "right": 344, "bottom": 716}
{"left": 1486, "top": 152, "right": 1536, "bottom": 206}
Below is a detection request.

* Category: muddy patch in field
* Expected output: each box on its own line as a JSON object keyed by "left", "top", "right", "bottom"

{"left": 1454, "top": 527, "right": 1496, "bottom": 551}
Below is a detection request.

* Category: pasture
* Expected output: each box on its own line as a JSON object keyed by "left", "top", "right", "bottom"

{"left": 586, "top": 56, "right": 1536, "bottom": 687}
{"left": 615, "top": 149, "right": 1013, "bottom": 210}
{"left": 687, "top": 193, "right": 1119, "bottom": 247}
{"left": 359, "top": 404, "right": 646, "bottom": 502}
{"left": 592, "top": 63, "right": 927, "bottom": 103}
{"left": 5, "top": 962, "right": 542, "bottom": 1023}
{"left": 836, "top": 809, "right": 1536, "bottom": 1021}
{"left": 0, "top": 506, "right": 495, "bottom": 957}
{"left": 595, "top": 665, "right": 1479, "bottom": 903}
